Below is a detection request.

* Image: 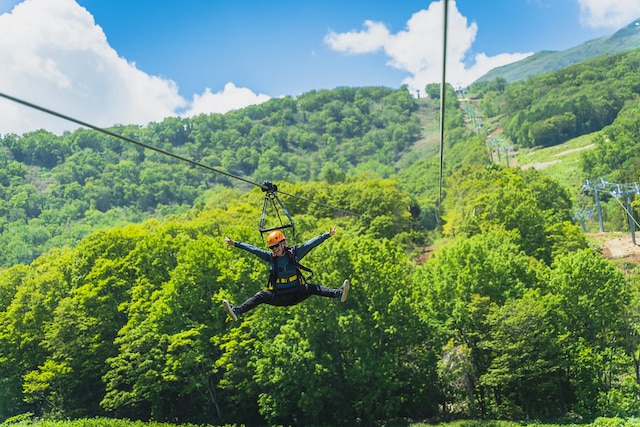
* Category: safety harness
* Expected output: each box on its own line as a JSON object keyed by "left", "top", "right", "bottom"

{"left": 267, "top": 247, "right": 314, "bottom": 291}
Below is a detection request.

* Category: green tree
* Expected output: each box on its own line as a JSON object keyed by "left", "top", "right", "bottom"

{"left": 442, "top": 165, "right": 583, "bottom": 263}
{"left": 413, "top": 228, "right": 542, "bottom": 416}
{"left": 548, "top": 249, "right": 630, "bottom": 418}
{"left": 23, "top": 227, "right": 144, "bottom": 418}
{"left": 479, "top": 290, "right": 568, "bottom": 419}
{"left": 0, "top": 248, "right": 73, "bottom": 420}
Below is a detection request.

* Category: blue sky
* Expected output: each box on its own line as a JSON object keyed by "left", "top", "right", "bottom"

{"left": 0, "top": 0, "right": 638, "bottom": 135}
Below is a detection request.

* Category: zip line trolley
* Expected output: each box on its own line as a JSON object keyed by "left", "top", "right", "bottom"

{"left": 259, "top": 181, "right": 296, "bottom": 243}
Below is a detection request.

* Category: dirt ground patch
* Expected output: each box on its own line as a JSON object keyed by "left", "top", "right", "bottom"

{"left": 592, "top": 232, "right": 640, "bottom": 262}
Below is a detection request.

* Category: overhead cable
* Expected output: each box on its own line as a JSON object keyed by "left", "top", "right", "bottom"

{"left": 0, "top": 91, "right": 262, "bottom": 188}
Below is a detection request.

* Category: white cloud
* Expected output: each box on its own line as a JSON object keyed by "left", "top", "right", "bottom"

{"left": 324, "top": 20, "right": 391, "bottom": 54}
{"left": 0, "top": 0, "right": 269, "bottom": 135}
{"left": 325, "top": 0, "right": 532, "bottom": 93}
{"left": 2, "top": 0, "right": 636, "bottom": 136}
{"left": 577, "top": 0, "right": 640, "bottom": 29}
{"left": 183, "top": 83, "right": 271, "bottom": 117}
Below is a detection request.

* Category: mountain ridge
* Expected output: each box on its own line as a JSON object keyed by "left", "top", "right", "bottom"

{"left": 474, "top": 17, "right": 640, "bottom": 84}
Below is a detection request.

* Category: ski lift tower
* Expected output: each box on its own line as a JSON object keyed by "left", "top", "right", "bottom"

{"left": 573, "top": 207, "right": 594, "bottom": 232}
{"left": 582, "top": 179, "right": 640, "bottom": 245}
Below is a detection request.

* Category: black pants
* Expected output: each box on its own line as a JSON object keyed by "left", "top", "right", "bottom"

{"left": 235, "top": 283, "right": 340, "bottom": 316}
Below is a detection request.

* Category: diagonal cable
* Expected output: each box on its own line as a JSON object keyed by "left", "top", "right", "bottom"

{"left": 0, "top": 91, "right": 263, "bottom": 189}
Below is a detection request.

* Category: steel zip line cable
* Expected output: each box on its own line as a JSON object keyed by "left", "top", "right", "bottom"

{"left": 438, "top": 0, "right": 449, "bottom": 206}
{"left": 0, "top": 91, "right": 262, "bottom": 189}
{"left": 277, "top": 189, "right": 361, "bottom": 217}
{"left": 0, "top": 91, "right": 361, "bottom": 217}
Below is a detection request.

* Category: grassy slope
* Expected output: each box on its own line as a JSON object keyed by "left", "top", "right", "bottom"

{"left": 511, "top": 133, "right": 596, "bottom": 192}
{"left": 455, "top": 96, "right": 625, "bottom": 251}
{"left": 455, "top": 92, "right": 597, "bottom": 197}
{"left": 496, "top": 134, "right": 640, "bottom": 258}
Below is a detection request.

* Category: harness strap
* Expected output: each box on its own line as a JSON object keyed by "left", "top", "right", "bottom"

{"left": 276, "top": 275, "right": 298, "bottom": 284}
{"left": 267, "top": 248, "right": 314, "bottom": 290}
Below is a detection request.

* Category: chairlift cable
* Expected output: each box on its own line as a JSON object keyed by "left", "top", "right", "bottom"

{"left": 611, "top": 193, "right": 640, "bottom": 230}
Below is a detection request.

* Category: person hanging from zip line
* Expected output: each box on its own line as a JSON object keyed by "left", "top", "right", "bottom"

{"left": 222, "top": 225, "right": 350, "bottom": 321}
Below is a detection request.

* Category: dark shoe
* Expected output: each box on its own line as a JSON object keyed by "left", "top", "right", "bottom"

{"left": 340, "top": 279, "right": 350, "bottom": 303}
{"left": 223, "top": 300, "right": 238, "bottom": 321}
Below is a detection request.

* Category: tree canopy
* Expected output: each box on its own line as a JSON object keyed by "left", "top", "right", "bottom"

{"left": 0, "top": 171, "right": 637, "bottom": 424}
{"left": 3, "top": 47, "right": 640, "bottom": 424}
{"left": 476, "top": 50, "right": 640, "bottom": 149}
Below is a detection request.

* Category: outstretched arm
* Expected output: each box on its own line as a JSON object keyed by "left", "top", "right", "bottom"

{"left": 224, "top": 236, "right": 271, "bottom": 262}
{"left": 296, "top": 225, "right": 337, "bottom": 258}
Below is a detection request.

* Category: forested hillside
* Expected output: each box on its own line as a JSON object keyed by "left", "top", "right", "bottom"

{"left": 3, "top": 45, "right": 640, "bottom": 426}
{"left": 3, "top": 169, "right": 631, "bottom": 426}
{"left": 475, "top": 17, "right": 640, "bottom": 84}
{"left": 0, "top": 86, "right": 445, "bottom": 267}
{"left": 474, "top": 48, "right": 640, "bottom": 149}
{"left": 472, "top": 47, "right": 640, "bottom": 231}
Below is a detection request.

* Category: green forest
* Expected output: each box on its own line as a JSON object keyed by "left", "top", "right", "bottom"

{"left": 2, "top": 47, "right": 640, "bottom": 426}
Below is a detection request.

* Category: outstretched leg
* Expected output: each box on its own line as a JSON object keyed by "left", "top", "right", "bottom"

{"left": 299, "top": 279, "right": 350, "bottom": 302}
{"left": 223, "top": 290, "right": 274, "bottom": 320}
{"left": 223, "top": 281, "right": 351, "bottom": 320}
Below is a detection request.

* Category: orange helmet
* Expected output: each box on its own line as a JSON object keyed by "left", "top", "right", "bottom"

{"left": 267, "top": 230, "right": 286, "bottom": 247}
